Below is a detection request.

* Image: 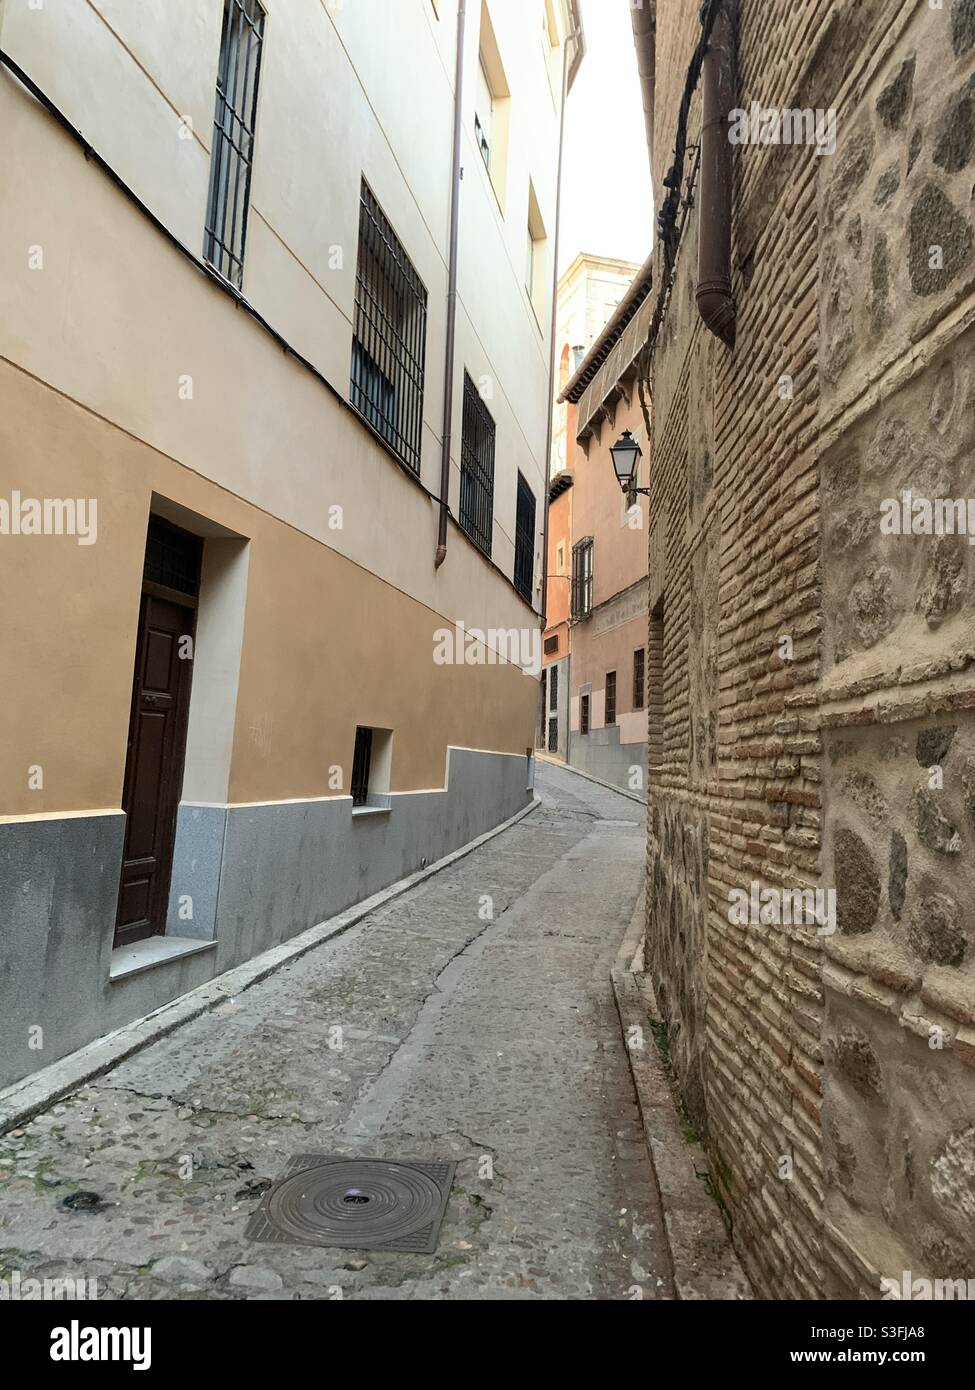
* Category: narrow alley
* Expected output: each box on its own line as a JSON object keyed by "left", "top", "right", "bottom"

{"left": 0, "top": 765, "right": 675, "bottom": 1300}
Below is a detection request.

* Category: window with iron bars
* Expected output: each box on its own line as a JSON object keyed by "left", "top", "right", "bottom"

{"left": 605, "top": 671, "right": 617, "bottom": 726}
{"left": 571, "top": 537, "right": 593, "bottom": 619}
{"left": 548, "top": 716, "right": 558, "bottom": 753}
{"left": 351, "top": 727, "right": 373, "bottom": 808}
{"left": 351, "top": 182, "right": 428, "bottom": 473}
{"left": 144, "top": 517, "right": 202, "bottom": 598}
{"left": 514, "top": 471, "right": 536, "bottom": 603}
{"left": 203, "top": 0, "right": 266, "bottom": 289}
{"left": 580, "top": 693, "right": 590, "bottom": 736}
{"left": 549, "top": 664, "right": 558, "bottom": 712}
{"left": 460, "top": 372, "right": 496, "bottom": 556}
{"left": 633, "top": 647, "right": 646, "bottom": 711}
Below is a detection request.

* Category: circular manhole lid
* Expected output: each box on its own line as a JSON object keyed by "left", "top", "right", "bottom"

{"left": 264, "top": 1159, "right": 447, "bottom": 1248}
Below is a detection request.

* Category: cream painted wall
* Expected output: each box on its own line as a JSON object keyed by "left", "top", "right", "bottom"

{"left": 0, "top": 0, "right": 569, "bottom": 622}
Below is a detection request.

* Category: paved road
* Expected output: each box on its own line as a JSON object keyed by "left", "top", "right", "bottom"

{"left": 0, "top": 764, "right": 674, "bottom": 1300}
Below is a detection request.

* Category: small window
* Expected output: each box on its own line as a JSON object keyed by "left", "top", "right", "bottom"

{"left": 580, "top": 693, "right": 590, "bottom": 737}
{"left": 514, "top": 471, "right": 536, "bottom": 602}
{"left": 351, "top": 726, "right": 393, "bottom": 812}
{"left": 544, "top": 634, "right": 559, "bottom": 655}
{"left": 460, "top": 372, "right": 496, "bottom": 556}
{"left": 144, "top": 517, "right": 203, "bottom": 598}
{"left": 477, "top": 5, "right": 510, "bottom": 208}
{"left": 526, "top": 180, "right": 547, "bottom": 321}
{"left": 351, "top": 182, "right": 429, "bottom": 474}
{"left": 571, "top": 537, "right": 593, "bottom": 619}
{"left": 605, "top": 672, "right": 617, "bottom": 726}
{"left": 549, "top": 664, "right": 559, "bottom": 712}
{"left": 351, "top": 727, "right": 373, "bottom": 807}
{"left": 475, "top": 56, "right": 494, "bottom": 170}
{"left": 543, "top": 0, "right": 559, "bottom": 45}
{"left": 547, "top": 716, "right": 558, "bottom": 752}
{"left": 556, "top": 542, "right": 565, "bottom": 572}
{"left": 633, "top": 648, "right": 646, "bottom": 711}
{"left": 203, "top": 0, "right": 266, "bottom": 289}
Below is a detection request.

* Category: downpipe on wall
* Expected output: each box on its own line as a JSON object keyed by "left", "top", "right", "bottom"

{"left": 435, "top": 0, "right": 467, "bottom": 569}
{"left": 696, "top": 0, "right": 738, "bottom": 348}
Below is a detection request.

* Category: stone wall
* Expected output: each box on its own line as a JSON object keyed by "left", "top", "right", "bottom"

{"left": 645, "top": 0, "right": 975, "bottom": 1298}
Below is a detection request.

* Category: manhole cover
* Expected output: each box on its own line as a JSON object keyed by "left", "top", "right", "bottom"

{"left": 245, "top": 1155, "right": 456, "bottom": 1253}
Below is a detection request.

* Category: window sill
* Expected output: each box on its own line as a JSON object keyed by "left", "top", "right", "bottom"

{"left": 352, "top": 801, "right": 392, "bottom": 819}
{"left": 110, "top": 936, "right": 216, "bottom": 984}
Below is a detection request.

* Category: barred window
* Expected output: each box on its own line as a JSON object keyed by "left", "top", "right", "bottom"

{"left": 549, "top": 664, "right": 559, "bottom": 712}
{"left": 514, "top": 471, "right": 536, "bottom": 602}
{"left": 460, "top": 372, "right": 496, "bottom": 555}
{"left": 144, "top": 518, "right": 202, "bottom": 598}
{"left": 351, "top": 182, "right": 428, "bottom": 473}
{"left": 571, "top": 537, "right": 593, "bottom": 619}
{"left": 547, "top": 716, "right": 558, "bottom": 752}
{"left": 203, "top": 0, "right": 266, "bottom": 289}
{"left": 351, "top": 727, "right": 373, "bottom": 808}
{"left": 633, "top": 648, "right": 646, "bottom": 711}
{"left": 605, "top": 671, "right": 617, "bottom": 726}
{"left": 580, "top": 693, "right": 590, "bottom": 736}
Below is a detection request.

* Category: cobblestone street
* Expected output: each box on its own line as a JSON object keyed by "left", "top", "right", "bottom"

{"left": 0, "top": 765, "right": 675, "bottom": 1300}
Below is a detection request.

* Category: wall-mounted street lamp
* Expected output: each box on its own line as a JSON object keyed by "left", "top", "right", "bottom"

{"left": 609, "top": 430, "right": 651, "bottom": 497}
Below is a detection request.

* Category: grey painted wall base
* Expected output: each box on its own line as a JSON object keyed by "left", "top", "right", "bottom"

{"left": 570, "top": 727, "right": 647, "bottom": 797}
{"left": 0, "top": 748, "right": 530, "bottom": 1089}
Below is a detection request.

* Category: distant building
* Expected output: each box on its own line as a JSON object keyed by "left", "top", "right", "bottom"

{"left": 554, "top": 258, "right": 653, "bottom": 794}
{"left": 551, "top": 253, "right": 642, "bottom": 480}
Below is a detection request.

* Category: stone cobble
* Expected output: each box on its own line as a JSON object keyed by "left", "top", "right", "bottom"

{"left": 0, "top": 765, "right": 674, "bottom": 1301}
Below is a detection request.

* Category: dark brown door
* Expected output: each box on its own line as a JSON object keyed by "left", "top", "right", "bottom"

{"left": 115, "top": 591, "right": 196, "bottom": 947}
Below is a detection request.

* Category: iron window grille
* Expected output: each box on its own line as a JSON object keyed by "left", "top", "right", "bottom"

{"left": 549, "top": 664, "right": 558, "bottom": 713}
{"left": 548, "top": 716, "right": 558, "bottom": 753}
{"left": 633, "top": 648, "right": 646, "bottom": 711}
{"left": 460, "top": 371, "right": 496, "bottom": 556}
{"left": 203, "top": 0, "right": 266, "bottom": 289}
{"left": 571, "top": 537, "right": 594, "bottom": 619}
{"left": 351, "top": 727, "right": 373, "bottom": 808}
{"left": 514, "top": 471, "right": 536, "bottom": 603}
{"left": 351, "top": 181, "right": 429, "bottom": 473}
{"left": 605, "top": 671, "right": 617, "bottom": 726}
{"left": 580, "top": 693, "right": 590, "bottom": 737}
{"left": 144, "top": 517, "right": 203, "bottom": 598}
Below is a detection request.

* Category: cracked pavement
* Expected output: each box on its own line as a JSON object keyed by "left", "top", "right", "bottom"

{"left": 0, "top": 763, "right": 675, "bottom": 1300}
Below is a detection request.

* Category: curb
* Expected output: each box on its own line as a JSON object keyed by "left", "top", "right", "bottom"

{"left": 536, "top": 752, "right": 648, "bottom": 805}
{"left": 0, "top": 797, "right": 540, "bottom": 1135}
{"left": 611, "top": 895, "right": 752, "bottom": 1300}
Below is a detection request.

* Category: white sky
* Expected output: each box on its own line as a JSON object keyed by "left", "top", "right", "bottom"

{"left": 559, "top": 0, "right": 654, "bottom": 275}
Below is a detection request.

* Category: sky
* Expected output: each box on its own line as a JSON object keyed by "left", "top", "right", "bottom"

{"left": 558, "top": 0, "right": 654, "bottom": 275}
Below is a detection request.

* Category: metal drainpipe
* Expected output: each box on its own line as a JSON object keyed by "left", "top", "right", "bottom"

{"left": 696, "top": 0, "right": 737, "bottom": 348}
{"left": 540, "top": 26, "right": 581, "bottom": 622}
{"left": 435, "top": 0, "right": 467, "bottom": 568}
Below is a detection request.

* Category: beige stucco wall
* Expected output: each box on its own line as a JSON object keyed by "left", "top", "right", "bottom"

{"left": 0, "top": 356, "right": 537, "bottom": 818}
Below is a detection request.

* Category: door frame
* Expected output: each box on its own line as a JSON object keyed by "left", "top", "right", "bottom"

{"left": 114, "top": 519, "right": 202, "bottom": 949}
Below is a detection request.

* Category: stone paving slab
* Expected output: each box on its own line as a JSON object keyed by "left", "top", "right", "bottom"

{"left": 0, "top": 764, "right": 676, "bottom": 1300}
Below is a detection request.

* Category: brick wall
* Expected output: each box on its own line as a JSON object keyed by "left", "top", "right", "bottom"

{"left": 643, "top": 0, "right": 975, "bottom": 1298}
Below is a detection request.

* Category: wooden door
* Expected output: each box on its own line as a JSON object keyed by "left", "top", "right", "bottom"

{"left": 115, "top": 590, "right": 196, "bottom": 947}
